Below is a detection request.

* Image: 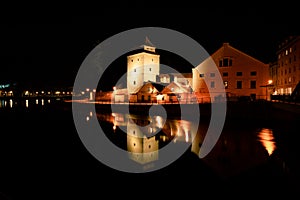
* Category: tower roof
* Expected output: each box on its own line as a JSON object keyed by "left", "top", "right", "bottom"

{"left": 141, "top": 36, "right": 156, "bottom": 53}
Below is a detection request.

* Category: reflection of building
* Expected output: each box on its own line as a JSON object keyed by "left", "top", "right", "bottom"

{"left": 191, "top": 125, "right": 269, "bottom": 178}
{"left": 101, "top": 112, "right": 194, "bottom": 164}
{"left": 192, "top": 43, "right": 270, "bottom": 101}
{"left": 271, "top": 36, "right": 300, "bottom": 97}
{"left": 126, "top": 115, "right": 159, "bottom": 164}
{"left": 127, "top": 133, "right": 159, "bottom": 165}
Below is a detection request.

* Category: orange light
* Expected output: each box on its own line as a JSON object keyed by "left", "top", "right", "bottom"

{"left": 268, "top": 80, "right": 273, "bottom": 85}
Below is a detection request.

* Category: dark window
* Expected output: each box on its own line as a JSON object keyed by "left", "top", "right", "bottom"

{"left": 134, "top": 69, "right": 136, "bottom": 72}
{"left": 210, "top": 81, "right": 215, "bottom": 88}
{"left": 236, "top": 72, "right": 242, "bottom": 76}
{"left": 237, "top": 81, "right": 242, "bottom": 89}
{"left": 250, "top": 80, "right": 256, "bottom": 89}
{"left": 149, "top": 68, "right": 151, "bottom": 71}
{"left": 133, "top": 81, "right": 136, "bottom": 85}
{"left": 219, "top": 58, "right": 232, "bottom": 67}
{"left": 229, "top": 59, "right": 232, "bottom": 66}
{"left": 200, "top": 74, "right": 204, "bottom": 77}
{"left": 223, "top": 72, "right": 228, "bottom": 77}
{"left": 210, "top": 73, "right": 215, "bottom": 77}
{"left": 250, "top": 71, "right": 257, "bottom": 76}
{"left": 223, "top": 58, "right": 229, "bottom": 66}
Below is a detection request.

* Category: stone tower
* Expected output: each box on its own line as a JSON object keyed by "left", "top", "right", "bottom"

{"left": 127, "top": 39, "right": 160, "bottom": 94}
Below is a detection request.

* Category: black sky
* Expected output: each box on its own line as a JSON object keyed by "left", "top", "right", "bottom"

{"left": 1, "top": 6, "right": 299, "bottom": 89}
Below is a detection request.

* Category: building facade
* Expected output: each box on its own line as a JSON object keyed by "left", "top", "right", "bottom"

{"left": 272, "top": 36, "right": 300, "bottom": 96}
{"left": 192, "top": 43, "right": 270, "bottom": 101}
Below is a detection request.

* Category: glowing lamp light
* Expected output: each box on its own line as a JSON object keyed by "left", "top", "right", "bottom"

{"left": 268, "top": 80, "right": 273, "bottom": 85}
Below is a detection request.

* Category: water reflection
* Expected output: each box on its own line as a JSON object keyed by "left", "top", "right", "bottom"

{"left": 93, "top": 111, "right": 281, "bottom": 177}
{"left": 0, "top": 98, "right": 51, "bottom": 109}
{"left": 257, "top": 128, "right": 276, "bottom": 156}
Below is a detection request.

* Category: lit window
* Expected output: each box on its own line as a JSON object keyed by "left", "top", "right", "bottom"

{"left": 285, "top": 50, "right": 288, "bottom": 55}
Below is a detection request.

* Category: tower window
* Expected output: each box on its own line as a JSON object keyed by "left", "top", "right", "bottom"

{"left": 149, "top": 68, "right": 151, "bottom": 71}
{"left": 133, "top": 81, "right": 136, "bottom": 85}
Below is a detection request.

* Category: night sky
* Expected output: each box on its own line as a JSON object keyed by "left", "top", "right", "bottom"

{"left": 1, "top": 6, "right": 299, "bottom": 90}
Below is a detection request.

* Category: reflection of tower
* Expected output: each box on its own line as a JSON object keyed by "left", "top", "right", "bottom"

{"left": 127, "top": 118, "right": 159, "bottom": 164}
{"left": 127, "top": 43, "right": 160, "bottom": 95}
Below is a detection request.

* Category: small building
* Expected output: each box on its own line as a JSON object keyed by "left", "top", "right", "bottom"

{"left": 160, "top": 81, "right": 194, "bottom": 103}
{"left": 129, "top": 81, "right": 166, "bottom": 103}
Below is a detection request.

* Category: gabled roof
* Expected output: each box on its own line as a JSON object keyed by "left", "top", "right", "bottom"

{"left": 161, "top": 81, "right": 191, "bottom": 93}
{"left": 130, "top": 81, "right": 168, "bottom": 94}
{"left": 194, "top": 42, "right": 268, "bottom": 72}
{"left": 211, "top": 42, "right": 267, "bottom": 65}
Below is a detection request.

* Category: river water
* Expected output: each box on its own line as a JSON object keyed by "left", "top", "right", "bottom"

{"left": 0, "top": 98, "right": 299, "bottom": 199}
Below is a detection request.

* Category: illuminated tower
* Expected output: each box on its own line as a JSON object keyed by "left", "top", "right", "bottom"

{"left": 127, "top": 43, "right": 160, "bottom": 94}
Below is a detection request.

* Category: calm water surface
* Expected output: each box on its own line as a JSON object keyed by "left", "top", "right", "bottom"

{"left": 0, "top": 99, "right": 299, "bottom": 199}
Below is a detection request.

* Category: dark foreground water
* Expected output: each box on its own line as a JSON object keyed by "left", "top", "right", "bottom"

{"left": 0, "top": 98, "right": 299, "bottom": 199}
